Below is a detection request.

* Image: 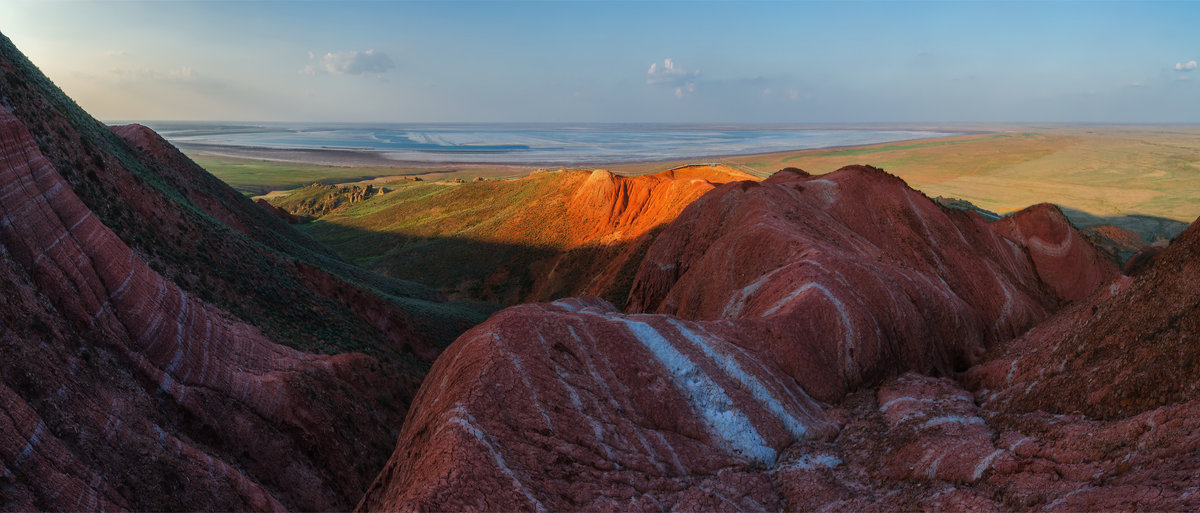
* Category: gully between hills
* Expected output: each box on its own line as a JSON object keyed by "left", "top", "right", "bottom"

{"left": 3, "top": 31, "right": 1200, "bottom": 513}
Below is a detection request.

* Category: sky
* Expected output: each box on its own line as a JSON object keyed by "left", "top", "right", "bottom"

{"left": 0, "top": 0, "right": 1197, "bottom": 123}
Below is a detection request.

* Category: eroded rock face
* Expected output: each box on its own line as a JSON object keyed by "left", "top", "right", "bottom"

{"left": 278, "top": 164, "right": 757, "bottom": 306}
{"left": 0, "top": 103, "right": 404, "bottom": 510}
{"left": 358, "top": 166, "right": 1126, "bottom": 511}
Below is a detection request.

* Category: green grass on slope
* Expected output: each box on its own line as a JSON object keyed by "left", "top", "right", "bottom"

{"left": 191, "top": 156, "right": 408, "bottom": 196}
{"left": 280, "top": 173, "right": 592, "bottom": 303}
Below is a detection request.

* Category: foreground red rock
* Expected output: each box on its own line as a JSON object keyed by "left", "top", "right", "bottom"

{"left": 781, "top": 373, "right": 1200, "bottom": 511}
{"left": 359, "top": 166, "right": 1127, "bottom": 511}
{"left": 359, "top": 298, "right": 837, "bottom": 511}
{"left": 0, "top": 105, "right": 410, "bottom": 510}
{"left": 0, "top": 31, "right": 471, "bottom": 510}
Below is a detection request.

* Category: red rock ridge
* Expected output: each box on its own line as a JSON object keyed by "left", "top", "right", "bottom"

{"left": 528, "top": 165, "right": 757, "bottom": 304}
{"left": 0, "top": 105, "right": 404, "bottom": 510}
{"left": 990, "top": 203, "right": 1120, "bottom": 302}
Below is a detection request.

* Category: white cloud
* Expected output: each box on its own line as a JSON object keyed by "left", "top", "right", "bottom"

{"left": 304, "top": 50, "right": 395, "bottom": 76}
{"left": 1176, "top": 60, "right": 1197, "bottom": 72}
{"left": 647, "top": 58, "right": 697, "bottom": 85}
{"left": 103, "top": 50, "right": 127, "bottom": 58}
{"left": 648, "top": 58, "right": 699, "bottom": 98}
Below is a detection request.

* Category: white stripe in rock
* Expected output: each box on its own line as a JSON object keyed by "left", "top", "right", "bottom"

{"left": 616, "top": 318, "right": 776, "bottom": 465}
{"left": 760, "top": 282, "right": 857, "bottom": 378}
{"left": 972, "top": 449, "right": 1005, "bottom": 481}
{"left": 668, "top": 318, "right": 816, "bottom": 440}
{"left": 445, "top": 407, "right": 547, "bottom": 513}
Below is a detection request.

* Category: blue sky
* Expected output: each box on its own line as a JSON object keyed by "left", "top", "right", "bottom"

{"left": 1, "top": 0, "right": 1197, "bottom": 123}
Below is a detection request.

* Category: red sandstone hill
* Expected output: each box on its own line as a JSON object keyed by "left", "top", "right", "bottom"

{"left": 357, "top": 165, "right": 1132, "bottom": 511}
{"left": 626, "top": 166, "right": 1084, "bottom": 400}
{"left": 0, "top": 31, "right": 491, "bottom": 510}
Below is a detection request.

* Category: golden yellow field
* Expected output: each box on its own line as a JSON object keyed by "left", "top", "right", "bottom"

{"left": 723, "top": 127, "right": 1200, "bottom": 225}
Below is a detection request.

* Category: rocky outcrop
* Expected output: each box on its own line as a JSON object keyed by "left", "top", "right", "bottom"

{"left": 1081, "top": 223, "right": 1146, "bottom": 264}
{"left": 270, "top": 183, "right": 388, "bottom": 218}
{"left": 358, "top": 166, "right": 1125, "bottom": 510}
{"left": 0, "top": 105, "right": 407, "bottom": 510}
{"left": 566, "top": 166, "right": 756, "bottom": 243}
{"left": 778, "top": 373, "right": 1200, "bottom": 511}
{"left": 990, "top": 203, "right": 1119, "bottom": 302}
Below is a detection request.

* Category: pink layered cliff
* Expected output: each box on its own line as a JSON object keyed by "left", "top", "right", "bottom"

{"left": 0, "top": 106, "right": 401, "bottom": 510}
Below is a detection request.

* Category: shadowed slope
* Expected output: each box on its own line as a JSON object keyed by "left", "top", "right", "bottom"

{"left": 0, "top": 31, "right": 488, "bottom": 358}
{"left": 280, "top": 164, "right": 756, "bottom": 305}
{"left": 109, "top": 123, "right": 334, "bottom": 258}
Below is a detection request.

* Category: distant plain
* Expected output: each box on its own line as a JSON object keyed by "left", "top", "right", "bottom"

{"left": 190, "top": 126, "right": 1200, "bottom": 226}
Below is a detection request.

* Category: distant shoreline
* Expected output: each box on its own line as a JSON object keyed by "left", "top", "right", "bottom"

{"left": 176, "top": 130, "right": 984, "bottom": 170}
